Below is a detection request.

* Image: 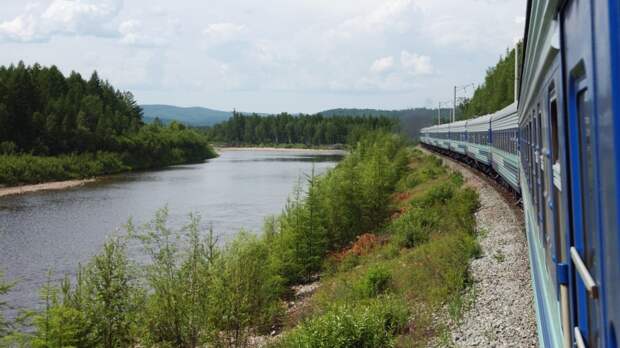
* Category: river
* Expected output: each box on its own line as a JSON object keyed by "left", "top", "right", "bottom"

{"left": 0, "top": 149, "right": 343, "bottom": 315}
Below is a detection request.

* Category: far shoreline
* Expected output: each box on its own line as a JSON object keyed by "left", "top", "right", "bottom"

{"left": 215, "top": 146, "right": 348, "bottom": 155}
{"left": 0, "top": 148, "right": 346, "bottom": 198}
{"left": 0, "top": 178, "right": 97, "bottom": 198}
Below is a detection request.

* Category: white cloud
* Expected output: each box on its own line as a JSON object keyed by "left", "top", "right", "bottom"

{"left": 118, "top": 19, "right": 176, "bottom": 47}
{"left": 370, "top": 56, "right": 395, "bottom": 74}
{"left": 203, "top": 22, "right": 246, "bottom": 45}
{"left": 0, "top": 14, "right": 41, "bottom": 42}
{"left": 400, "top": 51, "right": 433, "bottom": 75}
{"left": 0, "top": 0, "right": 122, "bottom": 42}
{"left": 331, "top": 0, "right": 414, "bottom": 39}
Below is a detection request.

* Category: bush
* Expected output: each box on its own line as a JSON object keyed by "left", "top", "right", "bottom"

{"left": 274, "top": 297, "right": 409, "bottom": 348}
{"left": 0, "top": 152, "right": 128, "bottom": 185}
{"left": 389, "top": 207, "right": 435, "bottom": 249}
{"left": 354, "top": 266, "right": 392, "bottom": 298}
{"left": 32, "top": 237, "right": 143, "bottom": 348}
{"left": 207, "top": 232, "right": 285, "bottom": 346}
{"left": 0, "top": 271, "right": 14, "bottom": 338}
{"left": 0, "top": 141, "right": 17, "bottom": 155}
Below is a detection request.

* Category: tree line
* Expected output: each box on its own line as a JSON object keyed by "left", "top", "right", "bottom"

{"left": 459, "top": 42, "right": 523, "bottom": 119}
{"left": 204, "top": 112, "right": 398, "bottom": 146}
{"left": 0, "top": 62, "right": 216, "bottom": 185}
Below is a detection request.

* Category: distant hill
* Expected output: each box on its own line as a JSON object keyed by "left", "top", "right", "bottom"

{"left": 141, "top": 105, "right": 233, "bottom": 127}
{"left": 141, "top": 104, "right": 444, "bottom": 139}
{"left": 319, "top": 108, "right": 448, "bottom": 139}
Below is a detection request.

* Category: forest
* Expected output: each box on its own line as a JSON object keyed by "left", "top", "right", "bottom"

{"left": 0, "top": 62, "right": 217, "bottom": 185}
{"left": 459, "top": 43, "right": 523, "bottom": 119}
{"left": 0, "top": 131, "right": 480, "bottom": 347}
{"left": 203, "top": 112, "right": 397, "bottom": 146}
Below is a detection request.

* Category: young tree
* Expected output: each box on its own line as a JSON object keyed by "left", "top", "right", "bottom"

{"left": 0, "top": 271, "right": 13, "bottom": 338}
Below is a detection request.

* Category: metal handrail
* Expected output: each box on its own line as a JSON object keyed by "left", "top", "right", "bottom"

{"left": 570, "top": 247, "right": 599, "bottom": 298}
{"left": 574, "top": 326, "right": 586, "bottom": 348}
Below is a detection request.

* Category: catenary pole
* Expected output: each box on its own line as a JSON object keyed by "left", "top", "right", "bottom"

{"left": 453, "top": 86, "right": 457, "bottom": 122}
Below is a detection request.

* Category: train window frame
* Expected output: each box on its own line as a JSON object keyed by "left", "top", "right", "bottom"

{"left": 548, "top": 85, "right": 565, "bottom": 264}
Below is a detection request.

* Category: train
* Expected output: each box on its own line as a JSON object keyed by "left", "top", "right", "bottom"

{"left": 419, "top": 0, "right": 620, "bottom": 347}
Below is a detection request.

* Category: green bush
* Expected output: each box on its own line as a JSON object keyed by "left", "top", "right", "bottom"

{"left": 390, "top": 207, "right": 435, "bottom": 249}
{"left": 0, "top": 152, "right": 128, "bottom": 185}
{"left": 208, "top": 232, "right": 285, "bottom": 346}
{"left": 0, "top": 141, "right": 17, "bottom": 155}
{"left": 354, "top": 266, "right": 392, "bottom": 298}
{"left": 32, "top": 237, "right": 143, "bottom": 348}
{"left": 0, "top": 271, "right": 13, "bottom": 338}
{"left": 274, "top": 297, "right": 409, "bottom": 348}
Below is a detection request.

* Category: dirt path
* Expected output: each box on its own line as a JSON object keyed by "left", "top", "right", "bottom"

{"left": 0, "top": 178, "right": 96, "bottom": 198}
{"left": 419, "top": 147, "right": 538, "bottom": 347}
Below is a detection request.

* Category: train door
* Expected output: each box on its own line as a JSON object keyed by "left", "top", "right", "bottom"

{"left": 562, "top": 0, "right": 602, "bottom": 346}
{"left": 548, "top": 72, "right": 572, "bottom": 347}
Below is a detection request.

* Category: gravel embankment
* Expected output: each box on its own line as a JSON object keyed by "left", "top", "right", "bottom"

{"left": 420, "top": 148, "right": 538, "bottom": 347}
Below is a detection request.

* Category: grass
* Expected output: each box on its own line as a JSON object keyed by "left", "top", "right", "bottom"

{"left": 272, "top": 149, "right": 481, "bottom": 347}
{"left": 494, "top": 251, "right": 506, "bottom": 263}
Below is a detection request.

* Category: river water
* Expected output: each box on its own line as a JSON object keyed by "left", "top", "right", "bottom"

{"left": 0, "top": 149, "right": 343, "bottom": 314}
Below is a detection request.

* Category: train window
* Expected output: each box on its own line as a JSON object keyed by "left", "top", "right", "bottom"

{"left": 577, "top": 88, "right": 597, "bottom": 275}
{"left": 528, "top": 122, "right": 532, "bottom": 188}
{"left": 549, "top": 95, "right": 565, "bottom": 265}
{"left": 532, "top": 115, "right": 538, "bottom": 211}
{"left": 576, "top": 86, "right": 601, "bottom": 346}
{"left": 538, "top": 108, "right": 545, "bottom": 228}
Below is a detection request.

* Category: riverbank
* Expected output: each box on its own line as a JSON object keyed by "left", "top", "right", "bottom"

{"left": 0, "top": 178, "right": 97, "bottom": 198}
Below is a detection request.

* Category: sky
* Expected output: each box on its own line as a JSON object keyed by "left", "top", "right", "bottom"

{"left": 0, "top": 0, "right": 526, "bottom": 114}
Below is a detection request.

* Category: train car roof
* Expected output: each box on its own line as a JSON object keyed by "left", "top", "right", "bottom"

{"left": 433, "top": 123, "right": 451, "bottom": 132}
{"left": 449, "top": 120, "right": 468, "bottom": 132}
{"left": 467, "top": 114, "right": 492, "bottom": 132}
{"left": 491, "top": 102, "right": 518, "bottom": 130}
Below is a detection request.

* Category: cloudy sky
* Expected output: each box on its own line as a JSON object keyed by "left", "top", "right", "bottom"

{"left": 0, "top": 0, "right": 525, "bottom": 113}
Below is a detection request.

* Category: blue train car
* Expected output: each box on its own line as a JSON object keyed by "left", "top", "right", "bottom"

{"left": 421, "top": 0, "right": 620, "bottom": 346}
{"left": 491, "top": 102, "right": 520, "bottom": 192}
{"left": 466, "top": 114, "right": 492, "bottom": 165}
{"left": 449, "top": 120, "right": 468, "bottom": 155}
{"left": 433, "top": 123, "right": 451, "bottom": 150}
{"left": 520, "top": 0, "right": 620, "bottom": 346}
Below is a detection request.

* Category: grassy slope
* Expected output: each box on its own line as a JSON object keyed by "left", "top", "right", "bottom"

{"left": 273, "top": 150, "right": 481, "bottom": 347}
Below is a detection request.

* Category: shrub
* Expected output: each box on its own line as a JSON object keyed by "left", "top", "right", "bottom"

{"left": 0, "top": 141, "right": 17, "bottom": 155}
{"left": 389, "top": 208, "right": 435, "bottom": 249}
{"left": 32, "top": 237, "right": 143, "bottom": 348}
{"left": 354, "top": 266, "right": 392, "bottom": 298}
{"left": 208, "top": 232, "right": 284, "bottom": 346}
{"left": 273, "top": 297, "right": 409, "bottom": 348}
{"left": 0, "top": 271, "right": 14, "bottom": 338}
